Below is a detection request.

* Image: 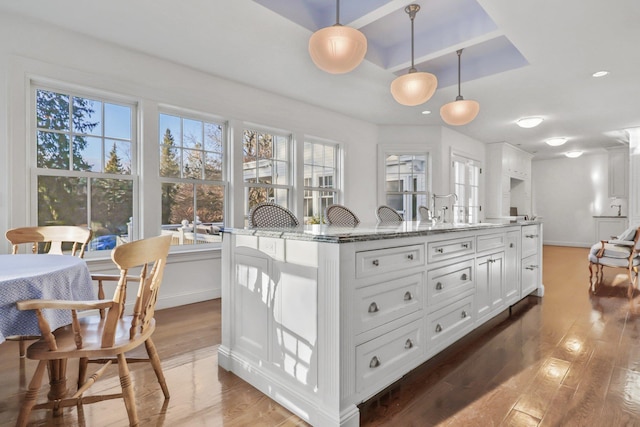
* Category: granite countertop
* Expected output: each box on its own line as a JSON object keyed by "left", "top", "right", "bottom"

{"left": 593, "top": 216, "right": 627, "bottom": 218}
{"left": 223, "top": 220, "right": 540, "bottom": 243}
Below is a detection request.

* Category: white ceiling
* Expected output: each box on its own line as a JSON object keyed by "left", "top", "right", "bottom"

{"left": 2, "top": 0, "right": 640, "bottom": 159}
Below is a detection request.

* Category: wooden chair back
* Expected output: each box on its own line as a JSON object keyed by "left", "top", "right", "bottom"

{"left": 103, "top": 234, "right": 172, "bottom": 347}
{"left": 325, "top": 204, "right": 360, "bottom": 226}
{"left": 6, "top": 226, "right": 92, "bottom": 257}
{"left": 249, "top": 202, "right": 299, "bottom": 227}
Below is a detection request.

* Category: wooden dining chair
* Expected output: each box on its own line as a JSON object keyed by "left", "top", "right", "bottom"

{"left": 15, "top": 234, "right": 172, "bottom": 427}
{"left": 588, "top": 226, "right": 640, "bottom": 297}
{"left": 376, "top": 205, "right": 403, "bottom": 223}
{"left": 6, "top": 225, "right": 92, "bottom": 257}
{"left": 325, "top": 204, "right": 360, "bottom": 226}
{"left": 249, "top": 202, "right": 299, "bottom": 227}
{"left": 5, "top": 225, "right": 93, "bottom": 357}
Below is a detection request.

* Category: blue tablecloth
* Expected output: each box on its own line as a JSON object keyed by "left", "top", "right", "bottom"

{"left": 0, "top": 254, "right": 95, "bottom": 344}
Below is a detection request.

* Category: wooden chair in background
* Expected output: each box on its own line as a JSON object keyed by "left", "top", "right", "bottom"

{"left": 588, "top": 226, "right": 640, "bottom": 297}
{"left": 5, "top": 225, "right": 92, "bottom": 357}
{"left": 15, "top": 234, "right": 172, "bottom": 427}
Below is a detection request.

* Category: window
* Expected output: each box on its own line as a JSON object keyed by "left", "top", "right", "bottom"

{"left": 383, "top": 153, "right": 428, "bottom": 220}
{"left": 34, "top": 86, "right": 135, "bottom": 251}
{"left": 243, "top": 128, "right": 291, "bottom": 216}
{"left": 452, "top": 154, "right": 481, "bottom": 223}
{"left": 159, "top": 113, "right": 225, "bottom": 246}
{"left": 303, "top": 140, "right": 338, "bottom": 224}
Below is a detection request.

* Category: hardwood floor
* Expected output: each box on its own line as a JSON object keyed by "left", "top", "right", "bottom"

{"left": 2, "top": 245, "right": 640, "bottom": 426}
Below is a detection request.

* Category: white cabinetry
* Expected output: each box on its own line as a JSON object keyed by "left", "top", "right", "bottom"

{"left": 486, "top": 142, "right": 533, "bottom": 218}
{"left": 220, "top": 223, "right": 544, "bottom": 427}
{"left": 594, "top": 216, "right": 628, "bottom": 242}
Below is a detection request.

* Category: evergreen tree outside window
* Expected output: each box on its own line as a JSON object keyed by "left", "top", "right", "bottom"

{"left": 159, "top": 112, "right": 225, "bottom": 246}
{"left": 34, "top": 86, "right": 135, "bottom": 252}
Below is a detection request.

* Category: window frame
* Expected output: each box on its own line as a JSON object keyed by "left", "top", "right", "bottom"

{"left": 157, "top": 107, "right": 228, "bottom": 248}
{"left": 450, "top": 151, "right": 482, "bottom": 224}
{"left": 30, "top": 81, "right": 139, "bottom": 255}
{"left": 303, "top": 138, "right": 340, "bottom": 224}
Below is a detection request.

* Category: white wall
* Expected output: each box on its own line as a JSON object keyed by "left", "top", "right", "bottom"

{"left": 532, "top": 152, "right": 623, "bottom": 247}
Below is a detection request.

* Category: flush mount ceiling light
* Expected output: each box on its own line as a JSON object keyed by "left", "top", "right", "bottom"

{"left": 545, "top": 137, "right": 567, "bottom": 146}
{"left": 308, "top": 0, "right": 367, "bottom": 74}
{"left": 516, "top": 117, "right": 543, "bottom": 128}
{"left": 440, "top": 49, "right": 480, "bottom": 126}
{"left": 390, "top": 4, "right": 438, "bottom": 106}
{"left": 592, "top": 70, "right": 609, "bottom": 77}
{"left": 421, "top": 110, "right": 431, "bottom": 115}
{"left": 565, "top": 150, "right": 583, "bottom": 158}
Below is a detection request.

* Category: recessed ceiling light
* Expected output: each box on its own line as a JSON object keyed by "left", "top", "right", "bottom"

{"left": 546, "top": 137, "right": 567, "bottom": 146}
{"left": 565, "top": 150, "right": 583, "bottom": 158}
{"left": 421, "top": 110, "right": 431, "bottom": 115}
{"left": 592, "top": 71, "right": 609, "bottom": 77}
{"left": 516, "top": 117, "right": 543, "bottom": 128}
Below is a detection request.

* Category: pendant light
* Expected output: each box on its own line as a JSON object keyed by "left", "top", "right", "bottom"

{"left": 440, "top": 49, "right": 480, "bottom": 126}
{"left": 308, "top": 0, "right": 367, "bottom": 74}
{"left": 390, "top": 4, "right": 437, "bottom": 106}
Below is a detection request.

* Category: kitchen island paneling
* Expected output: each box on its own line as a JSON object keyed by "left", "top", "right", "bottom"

{"left": 219, "top": 221, "right": 543, "bottom": 426}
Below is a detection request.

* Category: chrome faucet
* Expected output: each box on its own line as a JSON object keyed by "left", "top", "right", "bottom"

{"left": 432, "top": 193, "right": 458, "bottom": 223}
{"left": 611, "top": 203, "right": 622, "bottom": 216}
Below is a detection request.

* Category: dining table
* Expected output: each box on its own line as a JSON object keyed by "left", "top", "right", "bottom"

{"left": 0, "top": 253, "right": 95, "bottom": 412}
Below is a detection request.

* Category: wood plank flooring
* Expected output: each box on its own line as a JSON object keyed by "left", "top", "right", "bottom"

{"left": 2, "top": 245, "right": 640, "bottom": 426}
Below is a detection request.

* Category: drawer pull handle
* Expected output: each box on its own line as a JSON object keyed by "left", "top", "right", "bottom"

{"left": 461, "top": 243, "right": 469, "bottom": 248}
{"left": 368, "top": 302, "right": 379, "bottom": 313}
{"left": 372, "top": 259, "right": 379, "bottom": 266}
{"left": 404, "top": 291, "right": 413, "bottom": 301}
{"left": 435, "top": 248, "right": 444, "bottom": 253}
{"left": 404, "top": 339, "right": 413, "bottom": 349}
{"left": 435, "top": 324, "right": 442, "bottom": 333}
{"left": 461, "top": 310, "right": 467, "bottom": 319}
{"left": 407, "top": 254, "right": 414, "bottom": 260}
{"left": 435, "top": 282, "right": 443, "bottom": 291}
{"left": 525, "top": 234, "right": 538, "bottom": 239}
{"left": 369, "top": 356, "right": 381, "bottom": 368}
{"left": 461, "top": 273, "right": 468, "bottom": 281}
{"left": 525, "top": 265, "right": 538, "bottom": 270}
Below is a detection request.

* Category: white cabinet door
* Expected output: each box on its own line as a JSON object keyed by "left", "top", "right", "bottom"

{"left": 504, "top": 231, "right": 520, "bottom": 305}
{"left": 476, "top": 251, "right": 504, "bottom": 323}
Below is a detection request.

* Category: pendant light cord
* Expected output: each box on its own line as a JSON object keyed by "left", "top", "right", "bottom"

{"left": 336, "top": 0, "right": 340, "bottom": 25}
{"left": 456, "top": 49, "right": 463, "bottom": 101}
{"left": 406, "top": 5, "right": 420, "bottom": 73}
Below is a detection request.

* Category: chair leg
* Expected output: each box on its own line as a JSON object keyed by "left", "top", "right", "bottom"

{"left": 589, "top": 262, "right": 596, "bottom": 292}
{"left": 117, "top": 353, "right": 139, "bottom": 427}
{"left": 16, "top": 360, "right": 47, "bottom": 427}
{"left": 78, "top": 357, "right": 88, "bottom": 392}
{"left": 145, "top": 338, "right": 170, "bottom": 399}
{"left": 19, "top": 340, "right": 27, "bottom": 358}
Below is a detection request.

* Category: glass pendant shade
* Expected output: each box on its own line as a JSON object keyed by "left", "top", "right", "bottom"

{"left": 391, "top": 71, "right": 438, "bottom": 106}
{"left": 309, "top": 24, "right": 367, "bottom": 74}
{"left": 440, "top": 98, "right": 480, "bottom": 125}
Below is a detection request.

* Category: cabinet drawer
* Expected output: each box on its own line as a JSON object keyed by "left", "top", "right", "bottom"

{"left": 355, "top": 273, "right": 422, "bottom": 334}
{"left": 426, "top": 260, "right": 474, "bottom": 310}
{"left": 521, "top": 254, "right": 539, "bottom": 296}
{"left": 522, "top": 225, "right": 539, "bottom": 258}
{"left": 426, "top": 295, "right": 474, "bottom": 354}
{"left": 356, "top": 244, "right": 424, "bottom": 278}
{"left": 477, "top": 232, "right": 506, "bottom": 253}
{"left": 356, "top": 319, "right": 422, "bottom": 392}
{"left": 427, "top": 237, "right": 474, "bottom": 263}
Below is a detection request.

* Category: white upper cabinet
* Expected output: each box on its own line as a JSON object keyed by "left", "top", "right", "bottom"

{"left": 608, "top": 147, "right": 628, "bottom": 198}
{"left": 486, "top": 143, "right": 533, "bottom": 219}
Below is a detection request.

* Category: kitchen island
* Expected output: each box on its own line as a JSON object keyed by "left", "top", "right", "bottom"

{"left": 218, "top": 221, "right": 543, "bottom": 426}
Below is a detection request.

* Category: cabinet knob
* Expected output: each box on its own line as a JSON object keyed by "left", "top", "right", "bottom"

{"left": 435, "top": 324, "right": 442, "bottom": 333}
{"left": 404, "top": 291, "right": 413, "bottom": 301}
{"left": 369, "top": 356, "right": 381, "bottom": 368}
{"left": 461, "top": 243, "right": 469, "bottom": 248}
{"left": 509, "top": 243, "right": 514, "bottom": 248}
{"left": 461, "top": 310, "right": 467, "bottom": 319}
{"left": 460, "top": 273, "right": 468, "bottom": 281}
{"left": 435, "top": 248, "right": 444, "bottom": 254}
{"left": 368, "top": 302, "right": 379, "bottom": 313}
{"left": 407, "top": 254, "right": 414, "bottom": 260}
{"left": 372, "top": 259, "right": 379, "bottom": 266}
{"left": 435, "top": 282, "right": 443, "bottom": 291}
{"left": 404, "top": 339, "right": 413, "bottom": 349}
